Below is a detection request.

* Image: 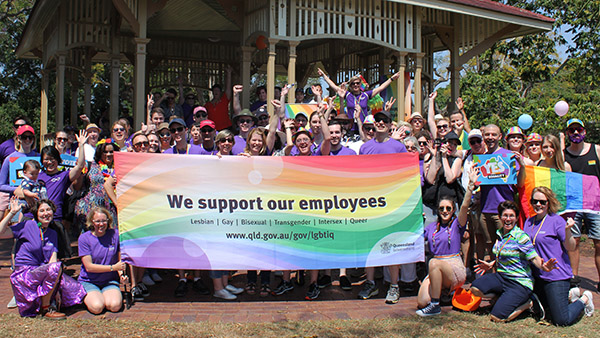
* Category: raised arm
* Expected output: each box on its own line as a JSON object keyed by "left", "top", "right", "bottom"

{"left": 178, "top": 77, "right": 185, "bottom": 105}
{"left": 283, "top": 118, "right": 296, "bottom": 156}
{"left": 267, "top": 100, "right": 283, "bottom": 151}
{"left": 371, "top": 71, "right": 401, "bottom": 97}
{"left": 69, "top": 130, "right": 89, "bottom": 181}
{"left": 232, "top": 85, "right": 243, "bottom": 117}
{"left": 319, "top": 106, "right": 331, "bottom": 156}
{"left": 456, "top": 97, "right": 471, "bottom": 133}
{"left": 428, "top": 91, "right": 438, "bottom": 139}
{"left": 0, "top": 196, "right": 20, "bottom": 238}
{"left": 224, "top": 65, "right": 233, "bottom": 101}
{"left": 458, "top": 166, "right": 479, "bottom": 227}
{"left": 318, "top": 68, "right": 345, "bottom": 97}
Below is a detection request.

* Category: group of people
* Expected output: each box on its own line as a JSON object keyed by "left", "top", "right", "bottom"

{"left": 0, "top": 66, "right": 598, "bottom": 326}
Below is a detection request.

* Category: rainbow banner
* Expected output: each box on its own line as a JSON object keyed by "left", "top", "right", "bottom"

{"left": 114, "top": 153, "right": 424, "bottom": 270}
{"left": 520, "top": 165, "right": 600, "bottom": 218}
{"left": 285, "top": 104, "right": 318, "bottom": 119}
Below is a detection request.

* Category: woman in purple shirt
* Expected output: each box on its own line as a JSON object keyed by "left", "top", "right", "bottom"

{"left": 416, "top": 166, "right": 479, "bottom": 316}
{"left": 523, "top": 187, "right": 593, "bottom": 325}
{"left": 0, "top": 198, "right": 86, "bottom": 319}
{"left": 79, "top": 207, "right": 126, "bottom": 314}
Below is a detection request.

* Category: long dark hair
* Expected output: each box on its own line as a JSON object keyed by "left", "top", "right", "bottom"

{"left": 94, "top": 141, "right": 120, "bottom": 164}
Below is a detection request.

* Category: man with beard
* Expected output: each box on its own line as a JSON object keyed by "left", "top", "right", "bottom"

{"left": 563, "top": 118, "right": 600, "bottom": 290}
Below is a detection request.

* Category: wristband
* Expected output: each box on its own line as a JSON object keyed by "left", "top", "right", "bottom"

{"left": 110, "top": 265, "right": 113, "bottom": 272}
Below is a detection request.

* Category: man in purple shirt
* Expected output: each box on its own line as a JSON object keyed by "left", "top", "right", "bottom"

{"left": 162, "top": 118, "right": 203, "bottom": 155}
{"left": 326, "top": 121, "right": 357, "bottom": 156}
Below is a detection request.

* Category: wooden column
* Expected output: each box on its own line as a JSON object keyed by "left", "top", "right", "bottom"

{"left": 266, "top": 38, "right": 279, "bottom": 115}
{"left": 83, "top": 53, "right": 92, "bottom": 117}
{"left": 40, "top": 70, "right": 49, "bottom": 150}
{"left": 55, "top": 53, "right": 66, "bottom": 130}
{"left": 133, "top": 0, "right": 149, "bottom": 128}
{"left": 450, "top": 14, "right": 461, "bottom": 109}
{"left": 240, "top": 46, "right": 254, "bottom": 108}
{"left": 110, "top": 56, "right": 121, "bottom": 123}
{"left": 414, "top": 53, "right": 425, "bottom": 115}
{"left": 287, "top": 41, "right": 299, "bottom": 103}
{"left": 396, "top": 52, "right": 407, "bottom": 122}
{"left": 70, "top": 71, "right": 79, "bottom": 126}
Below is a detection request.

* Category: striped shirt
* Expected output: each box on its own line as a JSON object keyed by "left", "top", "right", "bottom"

{"left": 493, "top": 226, "right": 538, "bottom": 290}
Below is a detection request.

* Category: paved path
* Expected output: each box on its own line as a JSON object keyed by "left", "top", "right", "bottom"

{"left": 0, "top": 238, "right": 599, "bottom": 323}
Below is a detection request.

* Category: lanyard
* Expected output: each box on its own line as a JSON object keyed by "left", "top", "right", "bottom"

{"left": 432, "top": 217, "right": 455, "bottom": 248}
{"left": 531, "top": 215, "right": 547, "bottom": 246}
{"left": 495, "top": 234, "right": 514, "bottom": 267}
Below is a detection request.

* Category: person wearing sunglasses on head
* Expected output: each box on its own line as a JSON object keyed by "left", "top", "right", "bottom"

{"left": 0, "top": 116, "right": 30, "bottom": 165}
{"left": 563, "top": 118, "right": 600, "bottom": 291}
{"left": 522, "top": 187, "right": 594, "bottom": 325}
{"left": 416, "top": 166, "right": 480, "bottom": 316}
{"left": 0, "top": 125, "right": 39, "bottom": 197}
{"left": 318, "top": 68, "right": 401, "bottom": 124}
{"left": 459, "top": 129, "right": 487, "bottom": 270}
{"left": 358, "top": 110, "right": 412, "bottom": 303}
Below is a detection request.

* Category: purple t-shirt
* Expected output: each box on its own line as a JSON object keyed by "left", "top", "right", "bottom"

{"left": 0, "top": 138, "right": 16, "bottom": 164}
{"left": 322, "top": 145, "right": 357, "bottom": 156}
{"left": 523, "top": 213, "right": 573, "bottom": 281}
{"left": 38, "top": 170, "right": 71, "bottom": 221}
{"left": 78, "top": 228, "right": 120, "bottom": 285}
{"left": 163, "top": 144, "right": 203, "bottom": 154}
{"left": 232, "top": 135, "right": 247, "bottom": 155}
{"left": 424, "top": 218, "right": 465, "bottom": 256}
{"left": 198, "top": 144, "right": 218, "bottom": 155}
{"left": 480, "top": 147, "right": 516, "bottom": 213}
{"left": 359, "top": 138, "right": 407, "bottom": 155}
{"left": 11, "top": 220, "right": 58, "bottom": 267}
{"left": 0, "top": 150, "right": 40, "bottom": 193}
{"left": 344, "top": 90, "right": 373, "bottom": 123}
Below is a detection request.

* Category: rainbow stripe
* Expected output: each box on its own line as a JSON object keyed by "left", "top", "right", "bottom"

{"left": 520, "top": 166, "right": 600, "bottom": 218}
{"left": 359, "top": 74, "right": 369, "bottom": 91}
{"left": 285, "top": 104, "right": 318, "bottom": 119}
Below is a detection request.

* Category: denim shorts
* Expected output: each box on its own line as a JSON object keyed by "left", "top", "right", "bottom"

{"left": 571, "top": 211, "right": 600, "bottom": 240}
{"left": 80, "top": 280, "right": 120, "bottom": 293}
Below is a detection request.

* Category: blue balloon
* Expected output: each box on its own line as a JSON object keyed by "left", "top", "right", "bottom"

{"left": 518, "top": 114, "right": 533, "bottom": 130}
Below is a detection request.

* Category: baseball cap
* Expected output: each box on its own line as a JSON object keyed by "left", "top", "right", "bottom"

{"left": 566, "top": 118, "right": 584, "bottom": 129}
{"left": 443, "top": 131, "right": 461, "bottom": 145}
{"left": 199, "top": 120, "right": 216, "bottom": 130}
{"left": 468, "top": 129, "right": 483, "bottom": 140}
{"left": 168, "top": 118, "right": 186, "bottom": 128}
{"left": 409, "top": 112, "right": 424, "bottom": 121}
{"left": 17, "top": 125, "right": 35, "bottom": 136}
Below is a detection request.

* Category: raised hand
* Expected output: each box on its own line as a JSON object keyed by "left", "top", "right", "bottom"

{"left": 456, "top": 97, "right": 464, "bottom": 110}
{"left": 390, "top": 71, "right": 401, "bottom": 81}
{"left": 233, "top": 85, "right": 243, "bottom": 95}
{"left": 429, "top": 91, "right": 437, "bottom": 100}
{"left": 317, "top": 68, "right": 325, "bottom": 77}
{"left": 75, "top": 130, "right": 89, "bottom": 146}
{"left": 384, "top": 97, "right": 397, "bottom": 112}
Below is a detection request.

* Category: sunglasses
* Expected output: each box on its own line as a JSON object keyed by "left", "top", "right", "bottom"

{"left": 113, "top": 127, "right": 125, "bottom": 133}
{"left": 258, "top": 115, "right": 269, "bottom": 121}
{"left": 20, "top": 135, "right": 34, "bottom": 141}
{"left": 363, "top": 126, "right": 375, "bottom": 133}
{"left": 418, "top": 141, "right": 428, "bottom": 146}
{"left": 170, "top": 127, "right": 185, "bottom": 133}
{"left": 238, "top": 118, "right": 253, "bottom": 124}
{"left": 200, "top": 128, "right": 214, "bottom": 133}
{"left": 14, "top": 124, "right": 26, "bottom": 128}
{"left": 437, "top": 124, "right": 449, "bottom": 130}
{"left": 133, "top": 141, "right": 149, "bottom": 147}
{"left": 469, "top": 138, "right": 482, "bottom": 145}
{"left": 351, "top": 82, "right": 361, "bottom": 86}
{"left": 159, "top": 133, "right": 171, "bottom": 138}
{"left": 219, "top": 138, "right": 234, "bottom": 144}
{"left": 438, "top": 206, "right": 452, "bottom": 212}
{"left": 530, "top": 199, "right": 548, "bottom": 206}
{"left": 104, "top": 150, "right": 114, "bottom": 154}
{"left": 56, "top": 137, "right": 68, "bottom": 142}
{"left": 568, "top": 127, "right": 584, "bottom": 133}
{"left": 374, "top": 116, "right": 391, "bottom": 124}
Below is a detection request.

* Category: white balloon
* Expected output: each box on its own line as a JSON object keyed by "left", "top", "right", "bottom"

{"left": 554, "top": 100, "right": 569, "bottom": 117}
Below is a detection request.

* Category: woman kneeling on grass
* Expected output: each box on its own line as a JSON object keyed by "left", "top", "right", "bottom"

{"left": 416, "top": 167, "right": 478, "bottom": 316}
{"left": 470, "top": 201, "right": 557, "bottom": 322}
{"left": 79, "top": 207, "right": 127, "bottom": 314}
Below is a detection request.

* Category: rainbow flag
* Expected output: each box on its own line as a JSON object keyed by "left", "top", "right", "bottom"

{"left": 520, "top": 166, "right": 600, "bottom": 218}
{"left": 285, "top": 104, "right": 318, "bottom": 119}
{"left": 359, "top": 74, "right": 369, "bottom": 91}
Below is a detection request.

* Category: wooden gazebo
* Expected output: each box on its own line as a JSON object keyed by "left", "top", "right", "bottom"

{"left": 16, "top": 0, "right": 553, "bottom": 139}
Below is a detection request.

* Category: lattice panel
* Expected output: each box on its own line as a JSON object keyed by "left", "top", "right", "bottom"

{"left": 65, "top": 0, "right": 113, "bottom": 51}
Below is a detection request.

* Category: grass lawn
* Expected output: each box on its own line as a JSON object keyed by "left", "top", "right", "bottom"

{"left": 1, "top": 310, "right": 597, "bottom": 338}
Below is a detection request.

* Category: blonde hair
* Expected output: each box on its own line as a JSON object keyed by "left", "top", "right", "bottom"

{"left": 531, "top": 186, "right": 561, "bottom": 214}
{"left": 85, "top": 207, "right": 114, "bottom": 230}
{"left": 244, "top": 128, "right": 267, "bottom": 155}
{"left": 542, "top": 134, "right": 566, "bottom": 171}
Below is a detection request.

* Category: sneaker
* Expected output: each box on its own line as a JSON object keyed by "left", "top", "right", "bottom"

{"left": 400, "top": 280, "right": 416, "bottom": 293}
{"left": 569, "top": 287, "right": 581, "bottom": 303}
{"left": 142, "top": 274, "right": 155, "bottom": 286}
{"left": 138, "top": 282, "right": 150, "bottom": 297}
{"left": 583, "top": 290, "right": 595, "bottom": 316}
{"left": 245, "top": 282, "right": 257, "bottom": 295}
{"left": 358, "top": 280, "right": 379, "bottom": 300}
{"left": 132, "top": 285, "right": 144, "bottom": 301}
{"left": 339, "top": 275, "right": 352, "bottom": 291}
{"left": 260, "top": 284, "right": 271, "bottom": 297}
{"left": 225, "top": 284, "right": 244, "bottom": 295}
{"left": 193, "top": 279, "right": 210, "bottom": 295}
{"left": 174, "top": 280, "right": 188, "bottom": 297}
{"left": 305, "top": 283, "right": 321, "bottom": 300}
{"left": 150, "top": 271, "right": 163, "bottom": 283}
{"left": 214, "top": 289, "right": 237, "bottom": 300}
{"left": 385, "top": 285, "right": 400, "bottom": 304}
{"left": 530, "top": 293, "right": 545, "bottom": 321}
{"left": 416, "top": 302, "right": 441, "bottom": 317}
{"left": 7, "top": 296, "right": 17, "bottom": 309}
{"left": 43, "top": 307, "right": 66, "bottom": 320}
{"left": 272, "top": 280, "right": 294, "bottom": 295}
{"left": 317, "top": 275, "right": 332, "bottom": 289}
